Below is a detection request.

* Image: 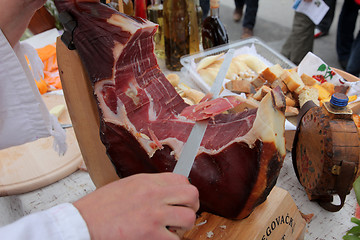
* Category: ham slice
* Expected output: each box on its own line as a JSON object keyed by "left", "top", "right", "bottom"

{"left": 180, "top": 96, "right": 243, "bottom": 121}
{"left": 55, "top": 0, "right": 287, "bottom": 219}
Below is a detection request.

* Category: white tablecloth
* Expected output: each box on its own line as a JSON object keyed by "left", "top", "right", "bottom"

{"left": 0, "top": 152, "right": 357, "bottom": 239}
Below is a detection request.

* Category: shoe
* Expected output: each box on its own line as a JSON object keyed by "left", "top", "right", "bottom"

{"left": 233, "top": 7, "right": 243, "bottom": 22}
{"left": 314, "top": 28, "right": 328, "bottom": 39}
{"left": 241, "top": 27, "right": 253, "bottom": 39}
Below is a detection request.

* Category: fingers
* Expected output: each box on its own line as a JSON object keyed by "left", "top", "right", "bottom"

{"left": 151, "top": 172, "right": 191, "bottom": 186}
{"left": 163, "top": 184, "right": 200, "bottom": 212}
{"left": 149, "top": 173, "right": 200, "bottom": 212}
{"left": 164, "top": 205, "right": 197, "bottom": 230}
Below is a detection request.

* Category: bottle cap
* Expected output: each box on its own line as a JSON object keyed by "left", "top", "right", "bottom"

{"left": 330, "top": 92, "right": 349, "bottom": 107}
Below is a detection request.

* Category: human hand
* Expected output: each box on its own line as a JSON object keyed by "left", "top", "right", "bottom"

{"left": 74, "top": 172, "right": 200, "bottom": 240}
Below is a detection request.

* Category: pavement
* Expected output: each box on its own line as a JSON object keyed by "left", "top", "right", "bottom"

{"left": 219, "top": 0, "right": 347, "bottom": 69}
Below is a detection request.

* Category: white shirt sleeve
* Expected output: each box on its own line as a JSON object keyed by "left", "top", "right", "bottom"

{"left": 0, "top": 203, "right": 90, "bottom": 240}
{"left": 0, "top": 29, "right": 67, "bottom": 154}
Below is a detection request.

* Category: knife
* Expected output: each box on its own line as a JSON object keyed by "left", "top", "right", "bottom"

{"left": 173, "top": 48, "right": 235, "bottom": 177}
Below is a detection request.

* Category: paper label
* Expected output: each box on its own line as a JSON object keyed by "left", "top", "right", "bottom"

{"left": 293, "top": 0, "right": 329, "bottom": 25}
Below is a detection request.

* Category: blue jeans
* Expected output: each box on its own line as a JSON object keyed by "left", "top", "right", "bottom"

{"left": 336, "top": 0, "right": 360, "bottom": 76}
{"left": 234, "top": 0, "right": 259, "bottom": 29}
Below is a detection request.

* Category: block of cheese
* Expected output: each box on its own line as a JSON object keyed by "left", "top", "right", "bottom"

{"left": 320, "top": 82, "right": 335, "bottom": 96}
{"left": 311, "top": 84, "right": 331, "bottom": 101}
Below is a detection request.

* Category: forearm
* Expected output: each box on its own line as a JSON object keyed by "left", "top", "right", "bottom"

{"left": 0, "top": 0, "right": 46, "bottom": 47}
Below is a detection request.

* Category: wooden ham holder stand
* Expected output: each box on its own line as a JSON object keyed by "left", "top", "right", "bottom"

{"left": 56, "top": 38, "right": 306, "bottom": 239}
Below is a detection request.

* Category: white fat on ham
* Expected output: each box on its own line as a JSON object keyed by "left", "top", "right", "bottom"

{"left": 95, "top": 80, "right": 187, "bottom": 158}
{"left": 107, "top": 14, "right": 157, "bottom": 35}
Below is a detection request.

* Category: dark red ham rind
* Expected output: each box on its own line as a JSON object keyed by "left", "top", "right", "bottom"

{"left": 55, "top": 0, "right": 286, "bottom": 219}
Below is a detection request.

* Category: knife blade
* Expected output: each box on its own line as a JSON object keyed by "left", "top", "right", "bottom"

{"left": 173, "top": 48, "right": 235, "bottom": 177}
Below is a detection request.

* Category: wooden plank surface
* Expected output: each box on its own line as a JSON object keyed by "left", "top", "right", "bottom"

{"left": 182, "top": 186, "right": 306, "bottom": 240}
{"left": 56, "top": 38, "right": 119, "bottom": 188}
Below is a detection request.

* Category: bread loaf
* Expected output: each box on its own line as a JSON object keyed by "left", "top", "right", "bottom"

{"left": 298, "top": 87, "right": 320, "bottom": 108}
{"left": 253, "top": 85, "right": 272, "bottom": 101}
{"left": 300, "top": 73, "right": 317, "bottom": 86}
{"left": 166, "top": 73, "right": 180, "bottom": 86}
{"left": 196, "top": 53, "right": 224, "bottom": 71}
{"left": 280, "top": 69, "right": 305, "bottom": 94}
{"left": 285, "top": 106, "right": 299, "bottom": 117}
{"left": 234, "top": 54, "right": 267, "bottom": 73}
{"left": 285, "top": 96, "right": 296, "bottom": 107}
{"left": 251, "top": 75, "right": 266, "bottom": 89}
{"left": 271, "top": 79, "right": 289, "bottom": 94}
{"left": 225, "top": 80, "right": 252, "bottom": 94}
{"left": 184, "top": 88, "right": 206, "bottom": 104}
{"left": 261, "top": 64, "right": 285, "bottom": 84}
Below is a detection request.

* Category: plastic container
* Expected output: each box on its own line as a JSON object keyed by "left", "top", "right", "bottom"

{"left": 180, "top": 37, "right": 296, "bottom": 93}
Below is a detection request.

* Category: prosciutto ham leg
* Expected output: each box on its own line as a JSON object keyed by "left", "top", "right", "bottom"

{"left": 55, "top": 0, "right": 287, "bottom": 219}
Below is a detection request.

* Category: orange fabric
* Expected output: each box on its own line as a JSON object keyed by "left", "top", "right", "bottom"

{"left": 35, "top": 79, "right": 48, "bottom": 95}
{"left": 34, "top": 44, "right": 62, "bottom": 94}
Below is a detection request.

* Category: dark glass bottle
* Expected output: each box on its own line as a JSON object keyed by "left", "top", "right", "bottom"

{"left": 202, "top": 0, "right": 229, "bottom": 50}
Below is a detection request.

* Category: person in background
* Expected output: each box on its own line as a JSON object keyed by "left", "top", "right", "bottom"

{"left": 200, "top": 0, "right": 210, "bottom": 21}
{"left": 314, "top": 0, "right": 337, "bottom": 38}
{"left": 281, "top": 0, "right": 314, "bottom": 65}
{"left": 281, "top": 0, "right": 335, "bottom": 65}
{"left": 0, "top": 0, "right": 200, "bottom": 239}
{"left": 233, "top": 0, "right": 259, "bottom": 39}
{"left": 336, "top": 0, "right": 360, "bottom": 76}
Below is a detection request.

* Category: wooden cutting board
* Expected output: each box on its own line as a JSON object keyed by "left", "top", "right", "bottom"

{"left": 0, "top": 94, "right": 83, "bottom": 196}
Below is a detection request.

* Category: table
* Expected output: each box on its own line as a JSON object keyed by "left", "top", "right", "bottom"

{"left": 0, "top": 151, "right": 357, "bottom": 239}
{"left": 0, "top": 31, "right": 357, "bottom": 238}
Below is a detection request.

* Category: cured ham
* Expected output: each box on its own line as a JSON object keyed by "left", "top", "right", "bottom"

{"left": 180, "top": 96, "right": 243, "bottom": 121}
{"left": 55, "top": 0, "right": 287, "bottom": 219}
